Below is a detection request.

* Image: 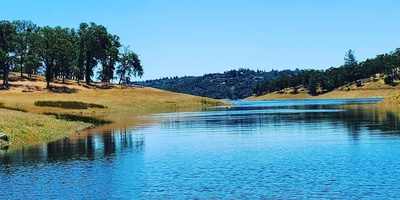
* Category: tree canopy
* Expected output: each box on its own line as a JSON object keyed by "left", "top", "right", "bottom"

{"left": 0, "top": 20, "right": 143, "bottom": 88}
{"left": 139, "top": 69, "right": 293, "bottom": 99}
{"left": 0, "top": 20, "right": 17, "bottom": 88}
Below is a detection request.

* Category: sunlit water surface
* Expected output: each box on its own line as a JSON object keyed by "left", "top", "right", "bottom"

{"left": 3, "top": 98, "right": 400, "bottom": 199}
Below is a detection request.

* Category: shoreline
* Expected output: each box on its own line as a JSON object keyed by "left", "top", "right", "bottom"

{"left": 0, "top": 81, "right": 226, "bottom": 149}
{"left": 248, "top": 78, "right": 400, "bottom": 102}
{"left": 247, "top": 88, "right": 399, "bottom": 102}
{"left": 2, "top": 77, "right": 400, "bottom": 149}
{"left": 245, "top": 96, "right": 384, "bottom": 101}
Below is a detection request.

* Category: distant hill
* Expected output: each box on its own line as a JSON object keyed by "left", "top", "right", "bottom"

{"left": 248, "top": 75, "right": 400, "bottom": 100}
{"left": 251, "top": 48, "right": 400, "bottom": 98}
{"left": 137, "top": 69, "right": 299, "bottom": 99}
{"left": 138, "top": 49, "right": 400, "bottom": 100}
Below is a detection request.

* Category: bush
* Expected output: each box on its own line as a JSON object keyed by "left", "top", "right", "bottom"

{"left": 356, "top": 80, "right": 363, "bottom": 87}
{"left": 384, "top": 75, "right": 394, "bottom": 85}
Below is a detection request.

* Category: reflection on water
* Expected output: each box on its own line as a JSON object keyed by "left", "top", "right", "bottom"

{"left": 155, "top": 99, "right": 400, "bottom": 140}
{"left": 0, "top": 128, "right": 145, "bottom": 165}
{"left": 3, "top": 98, "right": 400, "bottom": 199}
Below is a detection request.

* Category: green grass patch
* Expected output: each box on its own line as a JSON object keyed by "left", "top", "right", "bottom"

{"left": 34, "top": 101, "right": 106, "bottom": 109}
{"left": 0, "top": 109, "right": 90, "bottom": 148}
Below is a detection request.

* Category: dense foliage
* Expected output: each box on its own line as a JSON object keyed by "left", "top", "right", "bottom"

{"left": 140, "top": 49, "right": 400, "bottom": 99}
{"left": 0, "top": 20, "right": 143, "bottom": 88}
{"left": 253, "top": 49, "right": 400, "bottom": 96}
{"left": 138, "top": 69, "right": 298, "bottom": 99}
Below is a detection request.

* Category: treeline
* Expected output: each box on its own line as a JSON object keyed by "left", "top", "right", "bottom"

{"left": 0, "top": 20, "right": 143, "bottom": 88}
{"left": 253, "top": 49, "right": 400, "bottom": 96}
{"left": 138, "top": 69, "right": 298, "bottom": 99}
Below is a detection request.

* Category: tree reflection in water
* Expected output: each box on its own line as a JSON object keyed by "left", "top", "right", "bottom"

{"left": 0, "top": 128, "right": 145, "bottom": 165}
{"left": 157, "top": 104, "right": 400, "bottom": 140}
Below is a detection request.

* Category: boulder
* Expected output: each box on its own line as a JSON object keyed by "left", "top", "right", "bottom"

{"left": 0, "top": 132, "right": 9, "bottom": 149}
{"left": 0, "top": 132, "right": 8, "bottom": 142}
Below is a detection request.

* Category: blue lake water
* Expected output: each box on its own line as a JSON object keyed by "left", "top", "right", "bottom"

{"left": 3, "top": 98, "right": 400, "bottom": 199}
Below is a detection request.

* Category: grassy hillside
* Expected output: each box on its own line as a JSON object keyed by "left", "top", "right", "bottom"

{"left": 248, "top": 77, "right": 400, "bottom": 100}
{"left": 247, "top": 87, "right": 313, "bottom": 100}
{"left": 0, "top": 75, "right": 225, "bottom": 148}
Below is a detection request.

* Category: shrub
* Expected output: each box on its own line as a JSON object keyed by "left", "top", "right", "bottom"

{"left": 356, "top": 80, "right": 363, "bottom": 87}
{"left": 384, "top": 75, "right": 394, "bottom": 85}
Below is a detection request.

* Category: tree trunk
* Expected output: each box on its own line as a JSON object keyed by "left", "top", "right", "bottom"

{"left": 119, "top": 72, "right": 124, "bottom": 85}
{"left": 3, "top": 65, "right": 9, "bottom": 89}
{"left": 85, "top": 55, "right": 92, "bottom": 85}
{"left": 20, "top": 59, "right": 24, "bottom": 78}
{"left": 45, "top": 61, "right": 52, "bottom": 89}
{"left": 85, "top": 71, "right": 91, "bottom": 85}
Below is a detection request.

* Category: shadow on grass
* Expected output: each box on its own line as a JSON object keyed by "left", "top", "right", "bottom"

{"left": 43, "top": 112, "right": 112, "bottom": 125}
{"left": 35, "top": 101, "right": 107, "bottom": 109}
{"left": 48, "top": 86, "right": 79, "bottom": 94}
{"left": 0, "top": 103, "right": 27, "bottom": 112}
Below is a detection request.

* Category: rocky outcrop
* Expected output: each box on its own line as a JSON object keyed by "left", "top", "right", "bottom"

{"left": 0, "top": 132, "right": 9, "bottom": 149}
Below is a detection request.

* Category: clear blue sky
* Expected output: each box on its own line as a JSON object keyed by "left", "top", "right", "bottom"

{"left": 2, "top": 0, "right": 400, "bottom": 80}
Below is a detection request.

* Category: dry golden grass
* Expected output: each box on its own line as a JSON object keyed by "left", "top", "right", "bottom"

{"left": 0, "top": 75, "right": 226, "bottom": 148}
{"left": 248, "top": 78, "right": 400, "bottom": 100}
{"left": 247, "top": 86, "right": 313, "bottom": 100}
{"left": 247, "top": 91, "right": 312, "bottom": 100}
{"left": 319, "top": 79, "right": 400, "bottom": 99}
{"left": 1, "top": 79, "right": 225, "bottom": 120}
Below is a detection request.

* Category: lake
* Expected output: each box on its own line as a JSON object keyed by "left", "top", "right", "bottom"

{"left": 2, "top": 98, "right": 400, "bottom": 199}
